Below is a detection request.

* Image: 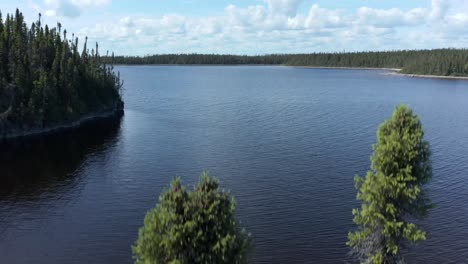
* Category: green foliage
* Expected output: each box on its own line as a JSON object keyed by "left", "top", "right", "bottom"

{"left": 347, "top": 105, "right": 432, "bottom": 264}
{"left": 133, "top": 172, "right": 251, "bottom": 264}
{"left": 0, "top": 9, "right": 123, "bottom": 134}
{"left": 102, "top": 49, "right": 468, "bottom": 77}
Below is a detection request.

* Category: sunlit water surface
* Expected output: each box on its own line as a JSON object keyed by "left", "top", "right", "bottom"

{"left": 1, "top": 66, "right": 467, "bottom": 263}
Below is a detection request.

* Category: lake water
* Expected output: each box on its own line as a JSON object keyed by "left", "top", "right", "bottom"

{"left": 1, "top": 66, "right": 468, "bottom": 263}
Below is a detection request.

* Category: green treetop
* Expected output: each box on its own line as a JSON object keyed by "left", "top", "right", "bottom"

{"left": 133, "top": 172, "right": 251, "bottom": 264}
{"left": 348, "top": 105, "right": 432, "bottom": 264}
{"left": 0, "top": 9, "right": 123, "bottom": 135}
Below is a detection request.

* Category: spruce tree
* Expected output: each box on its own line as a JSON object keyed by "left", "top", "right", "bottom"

{"left": 0, "top": 9, "right": 123, "bottom": 136}
{"left": 133, "top": 172, "right": 251, "bottom": 264}
{"left": 348, "top": 105, "right": 432, "bottom": 264}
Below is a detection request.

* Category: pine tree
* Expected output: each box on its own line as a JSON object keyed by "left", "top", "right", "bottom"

{"left": 133, "top": 172, "right": 251, "bottom": 264}
{"left": 348, "top": 105, "right": 432, "bottom": 264}
{"left": 0, "top": 9, "right": 122, "bottom": 135}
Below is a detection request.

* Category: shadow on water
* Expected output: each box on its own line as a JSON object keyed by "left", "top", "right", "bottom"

{"left": 0, "top": 115, "right": 123, "bottom": 201}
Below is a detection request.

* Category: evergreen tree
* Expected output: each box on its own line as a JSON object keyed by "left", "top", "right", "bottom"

{"left": 0, "top": 9, "right": 123, "bottom": 137}
{"left": 347, "top": 105, "right": 432, "bottom": 264}
{"left": 133, "top": 172, "right": 251, "bottom": 264}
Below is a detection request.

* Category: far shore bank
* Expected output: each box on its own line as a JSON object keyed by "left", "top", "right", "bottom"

{"left": 384, "top": 71, "right": 468, "bottom": 80}
{"left": 113, "top": 64, "right": 398, "bottom": 70}
{"left": 1, "top": 108, "right": 124, "bottom": 140}
{"left": 291, "top": 66, "right": 401, "bottom": 71}
{"left": 294, "top": 66, "right": 468, "bottom": 80}
{"left": 114, "top": 64, "right": 468, "bottom": 80}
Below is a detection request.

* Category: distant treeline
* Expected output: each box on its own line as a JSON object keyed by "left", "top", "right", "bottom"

{"left": 0, "top": 9, "right": 123, "bottom": 136}
{"left": 104, "top": 49, "right": 468, "bottom": 77}
{"left": 107, "top": 54, "right": 287, "bottom": 65}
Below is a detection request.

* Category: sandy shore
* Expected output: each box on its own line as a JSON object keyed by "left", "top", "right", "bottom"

{"left": 291, "top": 66, "right": 401, "bottom": 71}
{"left": 385, "top": 71, "right": 468, "bottom": 80}
{"left": 294, "top": 66, "right": 468, "bottom": 80}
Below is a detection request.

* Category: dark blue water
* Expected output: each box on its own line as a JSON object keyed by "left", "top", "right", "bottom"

{"left": 1, "top": 66, "right": 467, "bottom": 263}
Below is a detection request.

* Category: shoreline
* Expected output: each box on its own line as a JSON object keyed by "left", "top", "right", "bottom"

{"left": 294, "top": 66, "right": 468, "bottom": 80}
{"left": 114, "top": 64, "right": 400, "bottom": 71}
{"left": 1, "top": 108, "right": 124, "bottom": 140}
{"left": 112, "top": 63, "right": 279, "bottom": 67}
{"left": 275, "top": 66, "right": 468, "bottom": 80}
{"left": 114, "top": 64, "right": 468, "bottom": 80}
{"left": 290, "top": 66, "right": 401, "bottom": 71}
{"left": 113, "top": 64, "right": 398, "bottom": 70}
{"left": 385, "top": 71, "right": 468, "bottom": 80}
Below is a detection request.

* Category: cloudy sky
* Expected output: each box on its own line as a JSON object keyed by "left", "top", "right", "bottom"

{"left": 2, "top": 0, "right": 468, "bottom": 55}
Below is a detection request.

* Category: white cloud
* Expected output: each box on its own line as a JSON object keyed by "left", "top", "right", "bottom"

{"left": 44, "top": 9, "right": 56, "bottom": 17}
{"left": 120, "top": 17, "right": 134, "bottom": 28}
{"left": 304, "top": 4, "right": 345, "bottom": 29}
{"left": 430, "top": 0, "right": 449, "bottom": 20}
{"left": 264, "top": 0, "right": 304, "bottom": 17}
{"left": 448, "top": 13, "right": 468, "bottom": 28}
{"left": 41, "top": 0, "right": 111, "bottom": 18}
{"left": 72, "top": 0, "right": 468, "bottom": 55}
{"left": 356, "top": 7, "right": 427, "bottom": 28}
{"left": 225, "top": 4, "right": 269, "bottom": 30}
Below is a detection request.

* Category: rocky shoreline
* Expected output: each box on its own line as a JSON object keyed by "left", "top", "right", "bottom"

{"left": 0, "top": 108, "right": 124, "bottom": 140}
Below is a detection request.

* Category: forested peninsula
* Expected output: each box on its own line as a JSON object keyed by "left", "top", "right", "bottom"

{"left": 0, "top": 10, "right": 123, "bottom": 139}
{"left": 105, "top": 49, "right": 468, "bottom": 77}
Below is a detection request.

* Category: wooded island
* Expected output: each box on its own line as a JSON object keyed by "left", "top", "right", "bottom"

{"left": 0, "top": 9, "right": 123, "bottom": 139}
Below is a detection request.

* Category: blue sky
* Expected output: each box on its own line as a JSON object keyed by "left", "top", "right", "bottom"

{"left": 2, "top": 0, "right": 468, "bottom": 55}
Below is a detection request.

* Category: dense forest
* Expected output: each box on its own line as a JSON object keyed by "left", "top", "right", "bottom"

{"left": 0, "top": 9, "right": 123, "bottom": 138}
{"left": 104, "top": 49, "right": 468, "bottom": 77}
